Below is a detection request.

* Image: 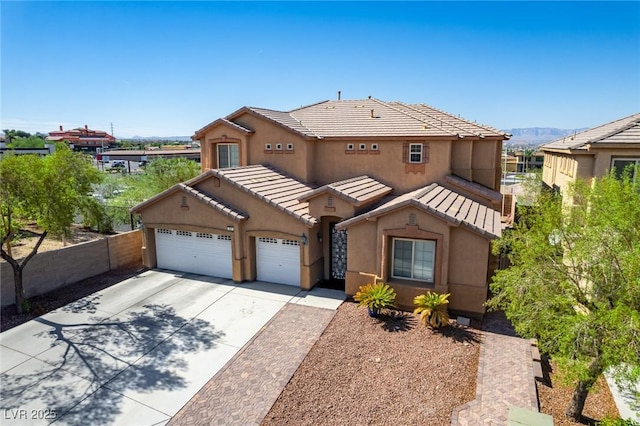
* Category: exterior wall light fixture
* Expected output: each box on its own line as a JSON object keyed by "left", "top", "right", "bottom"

{"left": 301, "top": 233, "right": 308, "bottom": 245}
{"left": 226, "top": 225, "right": 234, "bottom": 232}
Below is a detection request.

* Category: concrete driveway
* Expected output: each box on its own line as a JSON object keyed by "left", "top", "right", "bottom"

{"left": 0, "top": 270, "right": 344, "bottom": 425}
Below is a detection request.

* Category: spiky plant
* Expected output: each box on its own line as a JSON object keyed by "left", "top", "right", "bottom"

{"left": 414, "top": 291, "right": 450, "bottom": 328}
{"left": 353, "top": 282, "right": 397, "bottom": 316}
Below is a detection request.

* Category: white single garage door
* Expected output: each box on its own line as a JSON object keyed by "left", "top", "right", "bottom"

{"left": 256, "top": 237, "right": 301, "bottom": 286}
{"left": 155, "top": 228, "right": 233, "bottom": 279}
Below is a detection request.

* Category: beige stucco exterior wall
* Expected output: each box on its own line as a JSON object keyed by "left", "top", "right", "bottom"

{"left": 307, "top": 194, "right": 356, "bottom": 219}
{"left": 447, "top": 227, "right": 490, "bottom": 315}
{"left": 231, "top": 114, "right": 311, "bottom": 182}
{"left": 471, "top": 139, "right": 501, "bottom": 190}
{"left": 312, "top": 139, "right": 453, "bottom": 192}
{"left": 342, "top": 206, "right": 492, "bottom": 317}
{"left": 591, "top": 148, "right": 640, "bottom": 177}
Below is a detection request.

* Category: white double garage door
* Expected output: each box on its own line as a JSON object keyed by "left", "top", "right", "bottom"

{"left": 155, "top": 229, "right": 301, "bottom": 286}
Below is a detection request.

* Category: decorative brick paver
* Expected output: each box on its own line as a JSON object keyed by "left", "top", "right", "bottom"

{"left": 452, "top": 313, "right": 539, "bottom": 426}
{"left": 168, "top": 304, "right": 335, "bottom": 426}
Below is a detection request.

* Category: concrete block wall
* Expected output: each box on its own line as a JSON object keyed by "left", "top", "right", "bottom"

{"left": 1, "top": 230, "right": 142, "bottom": 308}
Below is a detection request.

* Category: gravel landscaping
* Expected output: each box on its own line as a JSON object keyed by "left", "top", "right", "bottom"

{"left": 537, "top": 358, "right": 621, "bottom": 425}
{"left": 262, "top": 302, "right": 481, "bottom": 426}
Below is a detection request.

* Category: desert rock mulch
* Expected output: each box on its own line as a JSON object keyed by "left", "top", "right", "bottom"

{"left": 537, "top": 358, "right": 621, "bottom": 425}
{"left": 262, "top": 302, "right": 480, "bottom": 426}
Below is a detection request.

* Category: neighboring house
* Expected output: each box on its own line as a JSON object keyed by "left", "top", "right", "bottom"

{"left": 46, "top": 125, "right": 116, "bottom": 152}
{"left": 541, "top": 112, "right": 640, "bottom": 199}
{"left": 132, "top": 98, "right": 508, "bottom": 317}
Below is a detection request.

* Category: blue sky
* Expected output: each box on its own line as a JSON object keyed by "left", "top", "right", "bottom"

{"left": 2, "top": 1, "right": 639, "bottom": 138}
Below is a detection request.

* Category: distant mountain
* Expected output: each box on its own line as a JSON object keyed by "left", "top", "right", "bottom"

{"left": 503, "top": 127, "right": 588, "bottom": 147}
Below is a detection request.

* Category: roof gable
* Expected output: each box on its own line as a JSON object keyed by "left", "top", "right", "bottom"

{"left": 131, "top": 183, "right": 247, "bottom": 222}
{"left": 192, "top": 117, "right": 254, "bottom": 140}
{"left": 336, "top": 183, "right": 502, "bottom": 239}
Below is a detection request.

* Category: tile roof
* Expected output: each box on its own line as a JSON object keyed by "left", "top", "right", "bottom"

{"left": 444, "top": 175, "right": 502, "bottom": 203}
{"left": 198, "top": 98, "right": 508, "bottom": 140}
{"left": 298, "top": 176, "right": 392, "bottom": 206}
{"left": 336, "top": 183, "right": 502, "bottom": 239}
{"left": 193, "top": 118, "right": 254, "bottom": 139}
{"left": 541, "top": 112, "right": 640, "bottom": 151}
{"left": 209, "top": 165, "right": 317, "bottom": 226}
{"left": 131, "top": 184, "right": 247, "bottom": 221}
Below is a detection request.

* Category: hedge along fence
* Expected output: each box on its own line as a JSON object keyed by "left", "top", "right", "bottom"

{"left": 1, "top": 230, "right": 142, "bottom": 308}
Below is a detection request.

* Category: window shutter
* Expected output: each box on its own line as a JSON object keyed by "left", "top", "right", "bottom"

{"left": 422, "top": 143, "right": 430, "bottom": 164}
{"left": 402, "top": 143, "right": 409, "bottom": 163}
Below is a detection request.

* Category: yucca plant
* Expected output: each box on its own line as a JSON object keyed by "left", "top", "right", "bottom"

{"left": 353, "top": 282, "right": 397, "bottom": 317}
{"left": 414, "top": 291, "right": 450, "bottom": 328}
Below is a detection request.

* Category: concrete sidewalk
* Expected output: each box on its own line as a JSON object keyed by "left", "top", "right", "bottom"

{"left": 0, "top": 270, "right": 344, "bottom": 426}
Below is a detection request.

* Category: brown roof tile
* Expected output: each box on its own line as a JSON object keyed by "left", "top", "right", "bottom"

{"left": 212, "top": 165, "right": 317, "bottom": 226}
{"left": 336, "top": 183, "right": 501, "bottom": 239}
{"left": 541, "top": 112, "right": 640, "bottom": 151}
{"left": 298, "top": 175, "right": 393, "bottom": 206}
{"left": 211, "top": 98, "right": 509, "bottom": 140}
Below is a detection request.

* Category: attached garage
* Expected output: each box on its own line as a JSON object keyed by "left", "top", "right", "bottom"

{"left": 256, "top": 237, "right": 301, "bottom": 286}
{"left": 155, "top": 228, "right": 233, "bottom": 279}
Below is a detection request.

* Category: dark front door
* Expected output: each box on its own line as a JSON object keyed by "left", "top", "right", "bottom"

{"left": 330, "top": 223, "right": 347, "bottom": 281}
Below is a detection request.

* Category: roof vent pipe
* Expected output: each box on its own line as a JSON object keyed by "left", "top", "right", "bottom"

{"left": 370, "top": 109, "right": 375, "bottom": 118}
{"left": 337, "top": 91, "right": 341, "bottom": 100}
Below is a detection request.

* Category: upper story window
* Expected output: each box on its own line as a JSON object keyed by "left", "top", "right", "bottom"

{"left": 612, "top": 158, "right": 639, "bottom": 181}
{"left": 218, "top": 143, "right": 239, "bottom": 168}
{"left": 409, "top": 143, "right": 423, "bottom": 163}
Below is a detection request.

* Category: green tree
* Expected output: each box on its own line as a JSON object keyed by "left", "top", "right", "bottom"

{"left": 488, "top": 171, "right": 640, "bottom": 421}
{"left": 108, "top": 157, "right": 201, "bottom": 228}
{"left": 8, "top": 136, "right": 46, "bottom": 149}
{"left": 0, "top": 145, "right": 103, "bottom": 313}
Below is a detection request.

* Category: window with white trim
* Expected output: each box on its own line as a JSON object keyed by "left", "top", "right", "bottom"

{"left": 371, "top": 143, "right": 379, "bottom": 151}
{"left": 275, "top": 143, "right": 283, "bottom": 151}
{"left": 286, "top": 143, "right": 294, "bottom": 151}
{"left": 157, "top": 229, "right": 172, "bottom": 234}
{"left": 265, "top": 143, "right": 272, "bottom": 150}
{"left": 217, "top": 143, "right": 239, "bottom": 168}
{"left": 358, "top": 143, "right": 367, "bottom": 151}
{"left": 392, "top": 238, "right": 435, "bottom": 282}
{"left": 176, "top": 230, "right": 192, "bottom": 237}
{"left": 346, "top": 143, "right": 354, "bottom": 151}
{"left": 409, "top": 143, "right": 423, "bottom": 163}
{"left": 612, "top": 158, "right": 640, "bottom": 181}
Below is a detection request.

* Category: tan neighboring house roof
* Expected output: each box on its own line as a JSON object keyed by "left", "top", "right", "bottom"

{"left": 298, "top": 176, "right": 392, "bottom": 206}
{"left": 194, "top": 98, "right": 510, "bottom": 140}
{"left": 541, "top": 112, "right": 640, "bottom": 152}
{"left": 206, "top": 165, "right": 318, "bottom": 226}
{"left": 131, "top": 183, "right": 247, "bottom": 222}
{"left": 336, "top": 183, "right": 502, "bottom": 239}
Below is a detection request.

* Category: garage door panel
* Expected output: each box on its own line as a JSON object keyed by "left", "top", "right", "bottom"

{"left": 256, "top": 238, "right": 300, "bottom": 286}
{"left": 155, "top": 229, "right": 232, "bottom": 279}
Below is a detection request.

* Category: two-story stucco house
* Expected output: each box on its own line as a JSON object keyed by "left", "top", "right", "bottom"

{"left": 132, "top": 97, "right": 508, "bottom": 317}
{"left": 541, "top": 112, "right": 640, "bottom": 199}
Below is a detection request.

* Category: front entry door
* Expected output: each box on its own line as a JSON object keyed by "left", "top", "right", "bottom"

{"left": 330, "top": 223, "right": 347, "bottom": 280}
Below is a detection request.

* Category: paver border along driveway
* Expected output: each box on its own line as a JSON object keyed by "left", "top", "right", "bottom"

{"left": 0, "top": 270, "right": 344, "bottom": 426}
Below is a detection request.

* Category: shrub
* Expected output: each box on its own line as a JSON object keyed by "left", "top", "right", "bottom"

{"left": 414, "top": 291, "right": 450, "bottom": 328}
{"left": 353, "top": 283, "right": 397, "bottom": 317}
